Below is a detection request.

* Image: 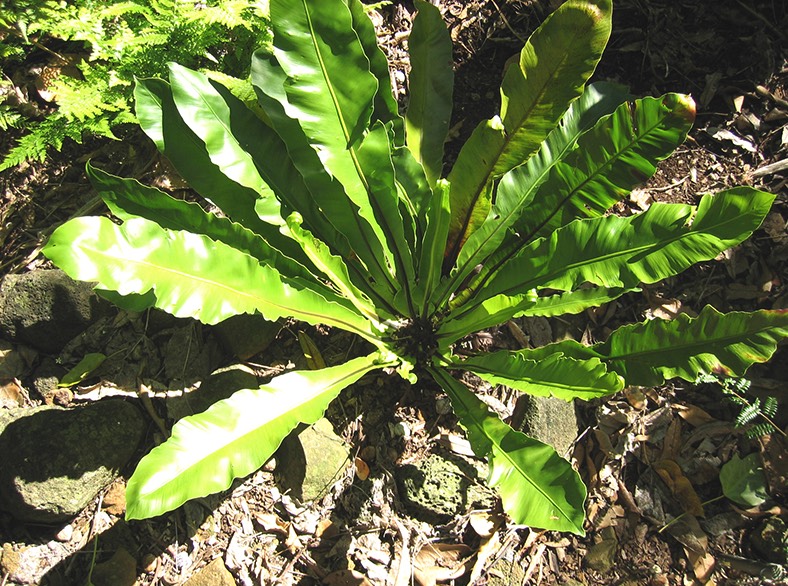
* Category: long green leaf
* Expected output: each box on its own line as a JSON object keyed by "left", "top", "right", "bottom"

{"left": 270, "top": 0, "right": 403, "bottom": 287}
{"left": 430, "top": 366, "right": 586, "bottom": 534}
{"left": 443, "top": 82, "right": 629, "bottom": 298}
{"left": 596, "top": 306, "right": 788, "bottom": 386}
{"left": 167, "top": 63, "right": 282, "bottom": 225}
{"left": 86, "top": 164, "right": 316, "bottom": 283}
{"left": 448, "top": 92, "right": 694, "bottom": 311}
{"left": 345, "top": 0, "right": 404, "bottom": 144}
{"left": 133, "top": 77, "right": 309, "bottom": 267}
{"left": 126, "top": 354, "right": 389, "bottom": 519}
{"left": 251, "top": 49, "right": 400, "bottom": 304}
{"left": 134, "top": 77, "right": 266, "bottom": 231}
{"left": 441, "top": 189, "right": 774, "bottom": 340}
{"left": 459, "top": 351, "right": 623, "bottom": 401}
{"left": 505, "top": 306, "right": 788, "bottom": 387}
{"left": 42, "top": 216, "right": 381, "bottom": 341}
{"left": 416, "top": 179, "right": 451, "bottom": 315}
{"left": 405, "top": 0, "right": 453, "bottom": 186}
{"left": 282, "top": 212, "right": 379, "bottom": 321}
{"left": 444, "top": 0, "right": 611, "bottom": 267}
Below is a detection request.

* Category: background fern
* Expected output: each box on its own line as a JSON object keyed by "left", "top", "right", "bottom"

{"left": 0, "top": 0, "right": 271, "bottom": 170}
{"left": 697, "top": 373, "right": 784, "bottom": 438}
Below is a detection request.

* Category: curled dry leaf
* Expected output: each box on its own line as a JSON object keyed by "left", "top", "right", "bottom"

{"left": 665, "top": 515, "right": 715, "bottom": 584}
{"left": 674, "top": 404, "right": 716, "bottom": 428}
{"left": 469, "top": 511, "right": 504, "bottom": 538}
{"left": 253, "top": 513, "right": 289, "bottom": 535}
{"left": 654, "top": 459, "right": 705, "bottom": 518}
{"left": 354, "top": 457, "right": 370, "bottom": 481}
{"left": 414, "top": 543, "right": 472, "bottom": 586}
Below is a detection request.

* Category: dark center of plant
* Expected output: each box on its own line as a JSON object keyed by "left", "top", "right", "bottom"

{"left": 391, "top": 317, "right": 439, "bottom": 366}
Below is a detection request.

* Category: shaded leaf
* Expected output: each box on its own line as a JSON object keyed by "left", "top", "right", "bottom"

{"left": 430, "top": 366, "right": 586, "bottom": 534}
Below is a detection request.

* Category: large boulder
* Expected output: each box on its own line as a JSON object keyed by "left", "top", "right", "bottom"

{"left": 0, "top": 400, "right": 144, "bottom": 523}
{"left": 0, "top": 269, "right": 110, "bottom": 354}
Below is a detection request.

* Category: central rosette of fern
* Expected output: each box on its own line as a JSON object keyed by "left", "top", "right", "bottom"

{"left": 391, "top": 317, "right": 439, "bottom": 367}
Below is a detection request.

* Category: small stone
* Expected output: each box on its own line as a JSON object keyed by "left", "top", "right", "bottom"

{"left": 55, "top": 524, "right": 74, "bottom": 542}
{"left": 212, "top": 314, "right": 281, "bottom": 360}
{"left": 584, "top": 528, "right": 618, "bottom": 573}
{"left": 511, "top": 394, "right": 578, "bottom": 457}
{"left": 275, "top": 418, "right": 351, "bottom": 502}
{"left": 90, "top": 548, "right": 137, "bottom": 586}
{"left": 396, "top": 453, "right": 494, "bottom": 522}
{"left": 183, "top": 557, "right": 236, "bottom": 586}
{"left": 751, "top": 517, "right": 788, "bottom": 565}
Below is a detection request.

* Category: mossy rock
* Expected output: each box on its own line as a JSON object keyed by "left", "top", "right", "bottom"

{"left": 396, "top": 452, "right": 495, "bottom": 522}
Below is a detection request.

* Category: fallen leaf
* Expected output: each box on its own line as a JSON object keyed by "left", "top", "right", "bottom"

{"left": 623, "top": 387, "right": 647, "bottom": 410}
{"left": 254, "top": 513, "right": 289, "bottom": 535}
{"left": 0, "top": 379, "right": 26, "bottom": 408}
{"left": 674, "top": 404, "right": 716, "bottom": 427}
{"left": 469, "top": 511, "right": 503, "bottom": 538}
{"left": 354, "top": 457, "right": 370, "bottom": 481}
{"left": 654, "top": 459, "right": 705, "bottom": 518}
{"left": 323, "top": 569, "right": 372, "bottom": 586}
{"left": 102, "top": 481, "right": 126, "bottom": 516}
{"left": 436, "top": 433, "right": 475, "bottom": 457}
{"left": 298, "top": 331, "right": 326, "bottom": 370}
{"left": 666, "top": 515, "right": 715, "bottom": 583}
{"left": 469, "top": 531, "right": 501, "bottom": 584}
{"left": 414, "top": 543, "right": 472, "bottom": 586}
{"left": 759, "top": 434, "right": 788, "bottom": 495}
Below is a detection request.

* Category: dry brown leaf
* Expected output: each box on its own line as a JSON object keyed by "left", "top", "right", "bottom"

{"left": 254, "top": 513, "right": 289, "bottom": 535}
{"left": 759, "top": 434, "right": 788, "bottom": 496}
{"left": 674, "top": 404, "right": 716, "bottom": 427}
{"left": 468, "top": 511, "right": 503, "bottom": 538}
{"left": 654, "top": 459, "right": 705, "bottom": 518}
{"left": 623, "top": 387, "right": 647, "bottom": 410}
{"left": 413, "top": 543, "right": 472, "bottom": 586}
{"left": 323, "top": 569, "right": 372, "bottom": 586}
{"left": 660, "top": 417, "right": 683, "bottom": 461}
{"left": 315, "top": 518, "right": 337, "bottom": 540}
{"left": 667, "top": 515, "right": 715, "bottom": 584}
{"left": 354, "top": 457, "right": 370, "bottom": 481}
{"left": 436, "top": 433, "right": 475, "bottom": 457}
{"left": 468, "top": 531, "right": 501, "bottom": 584}
{"left": 0, "top": 379, "right": 26, "bottom": 408}
{"left": 102, "top": 481, "right": 126, "bottom": 516}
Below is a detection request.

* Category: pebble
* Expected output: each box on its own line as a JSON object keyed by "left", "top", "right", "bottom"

{"left": 55, "top": 525, "right": 73, "bottom": 542}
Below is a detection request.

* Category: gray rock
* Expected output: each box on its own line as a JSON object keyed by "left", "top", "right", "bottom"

{"left": 90, "top": 548, "right": 137, "bottom": 586}
{"left": 183, "top": 557, "right": 236, "bottom": 586}
{"left": 0, "top": 270, "right": 110, "bottom": 354}
{"left": 212, "top": 313, "right": 281, "bottom": 360}
{"left": 486, "top": 555, "right": 526, "bottom": 586}
{"left": 584, "top": 527, "right": 618, "bottom": 573}
{"left": 275, "top": 418, "right": 350, "bottom": 502}
{"left": 511, "top": 394, "right": 578, "bottom": 457}
{"left": 396, "top": 452, "right": 495, "bottom": 522}
{"left": 0, "top": 400, "right": 144, "bottom": 523}
{"left": 751, "top": 517, "right": 788, "bottom": 565}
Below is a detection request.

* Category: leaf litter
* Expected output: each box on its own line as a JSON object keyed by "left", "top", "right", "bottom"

{"left": 0, "top": 0, "right": 787, "bottom": 584}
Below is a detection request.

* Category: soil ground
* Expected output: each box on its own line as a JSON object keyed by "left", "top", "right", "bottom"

{"left": 0, "top": 1, "right": 787, "bottom": 585}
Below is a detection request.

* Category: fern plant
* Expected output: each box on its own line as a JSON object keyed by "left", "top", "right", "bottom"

{"left": 43, "top": 0, "right": 788, "bottom": 534}
{"left": 0, "top": 0, "right": 270, "bottom": 170}
{"left": 698, "top": 373, "right": 783, "bottom": 438}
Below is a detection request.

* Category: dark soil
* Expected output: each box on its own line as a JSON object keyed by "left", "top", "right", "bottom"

{"left": 0, "top": 1, "right": 786, "bottom": 585}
